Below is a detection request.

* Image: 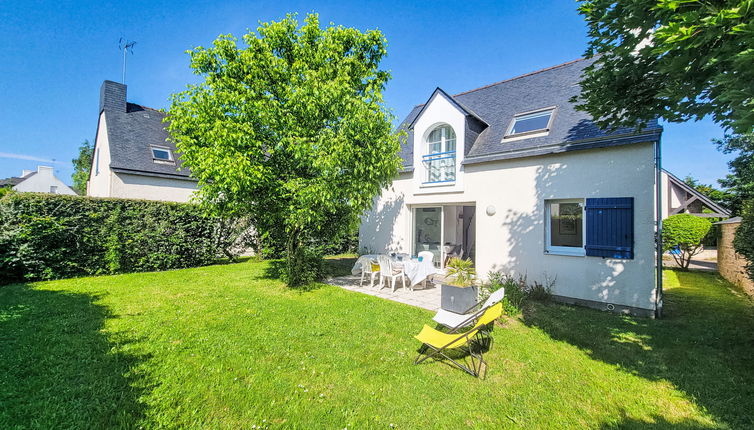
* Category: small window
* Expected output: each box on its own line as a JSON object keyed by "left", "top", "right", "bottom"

{"left": 545, "top": 199, "right": 585, "bottom": 256}
{"left": 506, "top": 108, "right": 555, "bottom": 137}
{"left": 151, "top": 147, "right": 173, "bottom": 161}
{"left": 95, "top": 148, "right": 100, "bottom": 175}
{"left": 49, "top": 186, "right": 58, "bottom": 194}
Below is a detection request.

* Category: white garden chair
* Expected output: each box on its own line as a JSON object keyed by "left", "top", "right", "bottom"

{"left": 359, "top": 257, "right": 379, "bottom": 288}
{"left": 377, "top": 255, "right": 407, "bottom": 292}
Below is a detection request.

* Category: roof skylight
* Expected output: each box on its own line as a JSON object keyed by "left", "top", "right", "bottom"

{"left": 505, "top": 108, "right": 556, "bottom": 138}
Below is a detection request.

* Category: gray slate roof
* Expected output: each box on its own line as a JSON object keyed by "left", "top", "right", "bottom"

{"left": 397, "top": 58, "right": 662, "bottom": 169}
{"left": 0, "top": 176, "right": 26, "bottom": 187}
{"left": 99, "top": 80, "right": 193, "bottom": 181}
{"left": 105, "top": 103, "right": 193, "bottom": 180}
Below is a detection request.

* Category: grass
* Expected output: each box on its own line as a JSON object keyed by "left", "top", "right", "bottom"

{"left": 1, "top": 260, "right": 752, "bottom": 429}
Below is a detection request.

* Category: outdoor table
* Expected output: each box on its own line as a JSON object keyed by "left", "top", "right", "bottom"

{"left": 351, "top": 254, "right": 438, "bottom": 287}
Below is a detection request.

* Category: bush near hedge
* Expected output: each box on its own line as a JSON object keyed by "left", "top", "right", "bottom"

{"left": 0, "top": 192, "right": 249, "bottom": 284}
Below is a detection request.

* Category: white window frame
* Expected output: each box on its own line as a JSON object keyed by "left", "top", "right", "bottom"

{"left": 544, "top": 198, "right": 586, "bottom": 257}
{"left": 422, "top": 124, "right": 456, "bottom": 184}
{"left": 504, "top": 107, "right": 557, "bottom": 139}
{"left": 95, "top": 148, "right": 100, "bottom": 175}
{"left": 151, "top": 146, "right": 174, "bottom": 162}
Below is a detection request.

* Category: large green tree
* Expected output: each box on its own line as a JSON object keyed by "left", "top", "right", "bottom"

{"left": 167, "top": 14, "right": 401, "bottom": 286}
{"left": 576, "top": 0, "right": 754, "bottom": 134}
{"left": 71, "top": 140, "right": 93, "bottom": 195}
{"left": 716, "top": 133, "right": 754, "bottom": 215}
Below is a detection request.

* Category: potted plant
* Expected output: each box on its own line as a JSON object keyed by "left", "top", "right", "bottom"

{"left": 440, "top": 258, "right": 478, "bottom": 313}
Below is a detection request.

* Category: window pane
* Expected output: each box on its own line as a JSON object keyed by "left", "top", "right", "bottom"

{"left": 152, "top": 148, "right": 171, "bottom": 160}
{"left": 427, "top": 128, "right": 442, "bottom": 144}
{"left": 550, "top": 202, "right": 583, "bottom": 247}
{"left": 445, "top": 137, "right": 456, "bottom": 152}
{"left": 428, "top": 142, "right": 441, "bottom": 154}
{"left": 510, "top": 111, "right": 552, "bottom": 135}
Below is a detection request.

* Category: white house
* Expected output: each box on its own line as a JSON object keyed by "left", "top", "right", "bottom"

{"left": 87, "top": 80, "right": 198, "bottom": 202}
{"left": 359, "top": 59, "right": 665, "bottom": 317}
{"left": 0, "top": 165, "right": 76, "bottom": 195}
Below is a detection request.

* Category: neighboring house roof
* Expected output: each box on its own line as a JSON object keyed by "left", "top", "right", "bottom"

{"left": 663, "top": 168, "right": 731, "bottom": 217}
{"left": 397, "top": 58, "right": 663, "bottom": 169}
{"left": 0, "top": 175, "right": 31, "bottom": 187}
{"left": 97, "top": 80, "right": 195, "bottom": 181}
{"left": 105, "top": 102, "right": 195, "bottom": 180}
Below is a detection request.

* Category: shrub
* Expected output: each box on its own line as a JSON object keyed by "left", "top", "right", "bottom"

{"left": 662, "top": 214, "right": 712, "bottom": 269}
{"left": 445, "top": 258, "right": 475, "bottom": 287}
{"left": 480, "top": 271, "right": 553, "bottom": 316}
{"left": 0, "top": 193, "right": 250, "bottom": 284}
{"left": 733, "top": 200, "right": 754, "bottom": 281}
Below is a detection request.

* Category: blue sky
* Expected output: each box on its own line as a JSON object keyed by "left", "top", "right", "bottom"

{"left": 0, "top": 0, "right": 733, "bottom": 186}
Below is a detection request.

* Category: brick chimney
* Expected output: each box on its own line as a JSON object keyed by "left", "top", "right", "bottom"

{"left": 99, "top": 80, "right": 127, "bottom": 113}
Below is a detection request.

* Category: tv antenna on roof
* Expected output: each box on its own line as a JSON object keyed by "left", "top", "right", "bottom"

{"left": 118, "top": 38, "right": 136, "bottom": 84}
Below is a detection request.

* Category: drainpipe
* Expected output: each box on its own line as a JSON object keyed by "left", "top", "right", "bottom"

{"left": 654, "top": 138, "right": 663, "bottom": 318}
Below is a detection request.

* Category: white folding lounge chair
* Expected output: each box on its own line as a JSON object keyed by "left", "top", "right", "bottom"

{"left": 377, "top": 255, "right": 407, "bottom": 292}
{"left": 432, "top": 287, "right": 505, "bottom": 331}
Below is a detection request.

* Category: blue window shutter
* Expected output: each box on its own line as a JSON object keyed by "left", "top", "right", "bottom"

{"left": 585, "top": 198, "right": 634, "bottom": 259}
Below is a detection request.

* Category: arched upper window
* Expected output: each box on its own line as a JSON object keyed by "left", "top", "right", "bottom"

{"left": 423, "top": 124, "right": 456, "bottom": 183}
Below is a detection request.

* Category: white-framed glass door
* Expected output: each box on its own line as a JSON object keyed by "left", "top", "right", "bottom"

{"left": 412, "top": 206, "right": 443, "bottom": 267}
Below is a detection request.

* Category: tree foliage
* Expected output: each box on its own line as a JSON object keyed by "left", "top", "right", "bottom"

{"left": 662, "top": 213, "right": 712, "bottom": 269}
{"left": 576, "top": 0, "right": 754, "bottom": 134}
{"left": 715, "top": 133, "right": 754, "bottom": 215}
{"left": 167, "top": 14, "right": 401, "bottom": 286}
{"left": 71, "top": 140, "right": 94, "bottom": 195}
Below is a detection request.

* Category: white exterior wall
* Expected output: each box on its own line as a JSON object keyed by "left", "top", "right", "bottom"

{"left": 13, "top": 166, "right": 76, "bottom": 195}
{"left": 87, "top": 113, "right": 113, "bottom": 198}
{"left": 659, "top": 170, "right": 688, "bottom": 219}
{"left": 110, "top": 172, "right": 198, "bottom": 202}
{"left": 360, "top": 142, "right": 658, "bottom": 311}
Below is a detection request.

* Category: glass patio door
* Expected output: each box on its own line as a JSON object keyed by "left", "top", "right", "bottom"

{"left": 413, "top": 207, "right": 442, "bottom": 267}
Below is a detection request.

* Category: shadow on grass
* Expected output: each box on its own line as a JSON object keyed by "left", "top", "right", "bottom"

{"left": 257, "top": 256, "right": 357, "bottom": 292}
{"left": 0, "top": 283, "right": 150, "bottom": 429}
{"left": 522, "top": 270, "right": 754, "bottom": 429}
{"left": 601, "top": 412, "right": 721, "bottom": 429}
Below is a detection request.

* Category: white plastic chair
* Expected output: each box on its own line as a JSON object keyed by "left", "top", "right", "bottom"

{"left": 377, "top": 255, "right": 407, "bottom": 292}
{"left": 359, "top": 257, "right": 379, "bottom": 288}
{"left": 432, "top": 288, "right": 505, "bottom": 330}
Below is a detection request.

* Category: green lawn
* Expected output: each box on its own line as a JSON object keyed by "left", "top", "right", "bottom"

{"left": 1, "top": 260, "right": 752, "bottom": 429}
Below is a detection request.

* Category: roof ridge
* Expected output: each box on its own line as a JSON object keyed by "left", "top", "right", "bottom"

{"left": 453, "top": 58, "right": 586, "bottom": 97}
{"left": 406, "top": 58, "right": 586, "bottom": 112}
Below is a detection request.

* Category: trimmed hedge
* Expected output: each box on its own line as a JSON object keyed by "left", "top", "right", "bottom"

{"left": 0, "top": 193, "right": 248, "bottom": 284}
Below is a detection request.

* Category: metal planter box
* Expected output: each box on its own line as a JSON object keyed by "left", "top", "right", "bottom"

{"left": 441, "top": 284, "right": 479, "bottom": 313}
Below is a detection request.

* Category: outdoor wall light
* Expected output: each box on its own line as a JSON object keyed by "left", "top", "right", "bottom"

{"left": 486, "top": 205, "right": 496, "bottom": 216}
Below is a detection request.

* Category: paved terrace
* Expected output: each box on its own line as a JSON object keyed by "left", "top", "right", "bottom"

{"left": 326, "top": 274, "right": 442, "bottom": 311}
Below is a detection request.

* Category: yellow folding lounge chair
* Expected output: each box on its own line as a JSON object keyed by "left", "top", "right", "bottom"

{"left": 414, "top": 302, "right": 503, "bottom": 377}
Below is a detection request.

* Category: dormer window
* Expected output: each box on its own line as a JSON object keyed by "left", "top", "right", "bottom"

{"left": 151, "top": 146, "right": 173, "bottom": 162}
{"left": 422, "top": 124, "right": 456, "bottom": 183}
{"left": 505, "top": 107, "right": 556, "bottom": 138}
